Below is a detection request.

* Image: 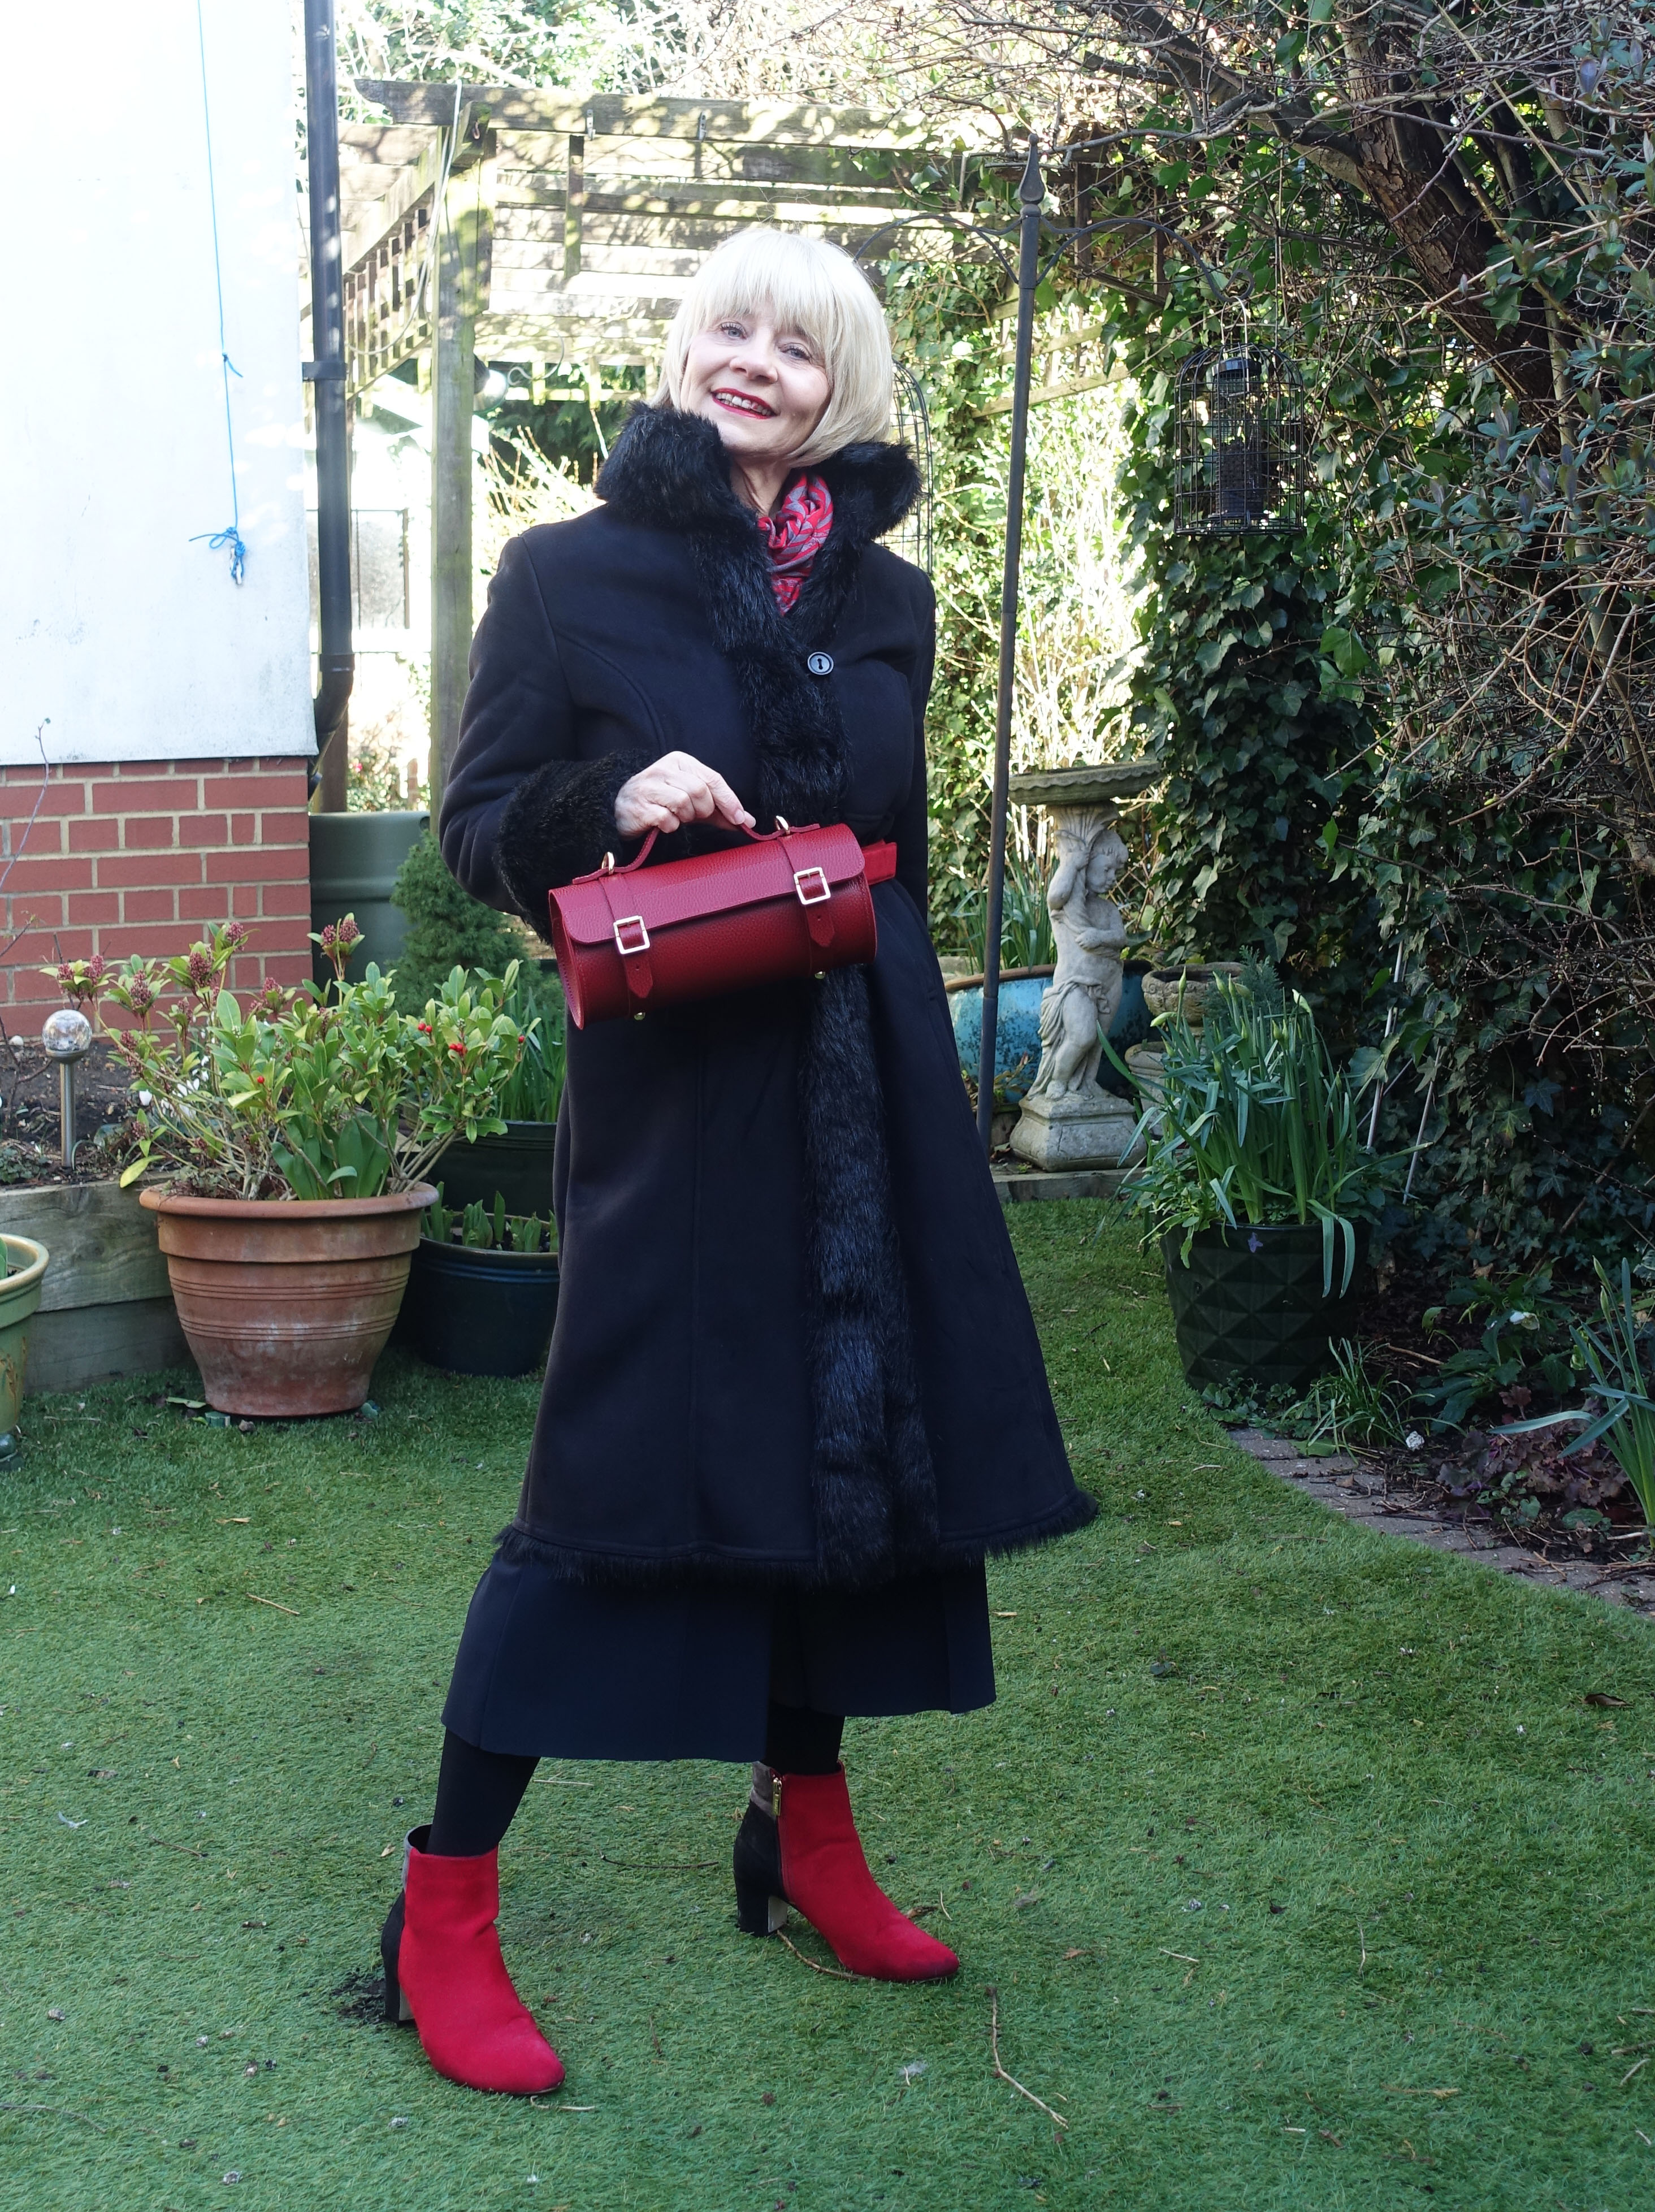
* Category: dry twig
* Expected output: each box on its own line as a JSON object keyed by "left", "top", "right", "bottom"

{"left": 989, "top": 1988, "right": 1069, "bottom": 2131}
{"left": 247, "top": 1594, "right": 300, "bottom": 1617}
{"left": 0, "top": 2101, "right": 106, "bottom": 2131}
{"left": 774, "top": 1929, "right": 855, "bottom": 1981}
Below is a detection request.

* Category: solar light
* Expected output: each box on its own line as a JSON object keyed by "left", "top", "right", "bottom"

{"left": 41, "top": 1007, "right": 93, "bottom": 1167}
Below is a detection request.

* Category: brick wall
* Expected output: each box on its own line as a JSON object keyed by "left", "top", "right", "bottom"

{"left": 0, "top": 757, "right": 312, "bottom": 1008}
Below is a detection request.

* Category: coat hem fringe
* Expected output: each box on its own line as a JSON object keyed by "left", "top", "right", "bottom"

{"left": 490, "top": 1487, "right": 1097, "bottom": 1592}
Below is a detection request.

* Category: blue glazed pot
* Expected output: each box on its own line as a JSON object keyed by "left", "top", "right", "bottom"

{"left": 951, "top": 960, "right": 1156, "bottom": 1102}
{"left": 1097, "top": 961, "right": 1153, "bottom": 1099}
{"left": 949, "top": 978, "right": 1048, "bottom": 1100}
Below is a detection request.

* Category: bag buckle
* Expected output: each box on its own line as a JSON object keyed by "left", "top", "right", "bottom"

{"left": 793, "top": 866, "right": 831, "bottom": 908}
{"left": 613, "top": 914, "right": 650, "bottom": 956}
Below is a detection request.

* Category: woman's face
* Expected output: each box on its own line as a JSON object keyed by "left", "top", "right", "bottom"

{"left": 680, "top": 310, "right": 830, "bottom": 470}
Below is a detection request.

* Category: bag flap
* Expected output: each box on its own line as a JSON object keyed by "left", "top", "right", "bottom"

{"left": 551, "top": 823, "right": 869, "bottom": 947}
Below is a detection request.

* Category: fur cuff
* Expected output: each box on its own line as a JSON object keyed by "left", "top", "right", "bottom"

{"left": 495, "top": 752, "right": 653, "bottom": 923}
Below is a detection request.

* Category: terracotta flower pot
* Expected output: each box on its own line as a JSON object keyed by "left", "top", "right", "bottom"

{"left": 140, "top": 1185, "right": 436, "bottom": 1417}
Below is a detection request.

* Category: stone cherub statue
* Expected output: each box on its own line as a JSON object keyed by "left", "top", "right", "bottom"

{"left": 1024, "top": 809, "right": 1129, "bottom": 1105}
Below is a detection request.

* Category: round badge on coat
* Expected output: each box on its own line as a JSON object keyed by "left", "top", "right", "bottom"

{"left": 805, "top": 651, "right": 835, "bottom": 677}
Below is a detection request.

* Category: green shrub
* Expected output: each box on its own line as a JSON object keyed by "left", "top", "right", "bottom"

{"left": 388, "top": 832, "right": 523, "bottom": 1014}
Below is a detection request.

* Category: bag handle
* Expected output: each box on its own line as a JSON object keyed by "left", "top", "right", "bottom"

{"left": 573, "top": 816, "right": 822, "bottom": 886}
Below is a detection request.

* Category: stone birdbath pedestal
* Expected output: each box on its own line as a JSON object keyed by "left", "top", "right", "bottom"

{"left": 1006, "top": 760, "right": 1164, "bottom": 1172}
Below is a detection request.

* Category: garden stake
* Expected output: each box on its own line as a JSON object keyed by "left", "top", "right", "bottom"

{"left": 977, "top": 136, "right": 1044, "bottom": 1153}
{"left": 1365, "top": 942, "right": 1407, "bottom": 1151}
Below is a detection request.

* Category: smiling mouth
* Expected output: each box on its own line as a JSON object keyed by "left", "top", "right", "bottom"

{"left": 710, "top": 388, "right": 775, "bottom": 419}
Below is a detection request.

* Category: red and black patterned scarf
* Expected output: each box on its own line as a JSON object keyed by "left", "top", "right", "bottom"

{"left": 753, "top": 471, "right": 834, "bottom": 612}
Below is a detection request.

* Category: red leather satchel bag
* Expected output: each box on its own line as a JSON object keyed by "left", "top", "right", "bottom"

{"left": 546, "top": 819, "right": 898, "bottom": 1027}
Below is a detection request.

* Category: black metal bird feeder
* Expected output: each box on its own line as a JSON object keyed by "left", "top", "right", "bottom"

{"left": 1173, "top": 327, "right": 1306, "bottom": 536}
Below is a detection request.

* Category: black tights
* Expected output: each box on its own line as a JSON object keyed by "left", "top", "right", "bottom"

{"left": 426, "top": 1704, "right": 844, "bottom": 1858}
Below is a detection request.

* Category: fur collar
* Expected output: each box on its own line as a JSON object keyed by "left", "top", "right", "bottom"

{"left": 597, "top": 405, "right": 920, "bottom": 556}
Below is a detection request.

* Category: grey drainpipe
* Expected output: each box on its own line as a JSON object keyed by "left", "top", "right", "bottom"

{"left": 303, "top": 0, "right": 353, "bottom": 795}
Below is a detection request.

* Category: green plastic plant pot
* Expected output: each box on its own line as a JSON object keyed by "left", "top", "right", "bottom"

{"left": 1162, "top": 1223, "right": 1368, "bottom": 1393}
{"left": 0, "top": 1234, "right": 50, "bottom": 1443}
{"left": 309, "top": 809, "right": 430, "bottom": 985}
{"left": 401, "top": 1239, "right": 560, "bottom": 1376}
{"left": 433, "top": 1121, "right": 559, "bottom": 1218}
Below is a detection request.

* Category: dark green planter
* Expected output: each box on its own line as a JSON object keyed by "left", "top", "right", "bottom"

{"left": 434, "top": 1121, "right": 558, "bottom": 1218}
{"left": 400, "top": 1238, "right": 560, "bottom": 1377}
{"left": 1162, "top": 1222, "right": 1368, "bottom": 1393}
{"left": 309, "top": 809, "right": 429, "bottom": 985}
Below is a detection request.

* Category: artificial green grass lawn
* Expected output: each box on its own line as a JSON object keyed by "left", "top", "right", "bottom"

{"left": 3, "top": 1206, "right": 1654, "bottom": 2212}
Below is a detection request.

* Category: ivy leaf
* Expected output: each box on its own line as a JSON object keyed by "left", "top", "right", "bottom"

{"left": 1320, "top": 624, "right": 1371, "bottom": 677}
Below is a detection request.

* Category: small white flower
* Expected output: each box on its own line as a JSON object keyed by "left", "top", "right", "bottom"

{"left": 1405, "top": 1430, "right": 1424, "bottom": 1451}
{"left": 1509, "top": 1310, "right": 1539, "bottom": 1330}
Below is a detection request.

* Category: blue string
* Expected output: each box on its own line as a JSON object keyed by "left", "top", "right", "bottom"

{"left": 189, "top": 0, "right": 246, "bottom": 585}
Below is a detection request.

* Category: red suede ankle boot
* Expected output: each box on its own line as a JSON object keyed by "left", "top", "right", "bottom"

{"left": 383, "top": 1827, "right": 564, "bottom": 2095}
{"left": 734, "top": 1765, "right": 959, "bottom": 1981}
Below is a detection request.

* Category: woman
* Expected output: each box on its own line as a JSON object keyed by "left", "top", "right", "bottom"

{"left": 380, "top": 228, "right": 1093, "bottom": 2096}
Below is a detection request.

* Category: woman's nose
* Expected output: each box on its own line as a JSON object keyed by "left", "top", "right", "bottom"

{"left": 725, "top": 341, "right": 777, "bottom": 382}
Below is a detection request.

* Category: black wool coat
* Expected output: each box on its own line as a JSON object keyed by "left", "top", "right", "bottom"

{"left": 440, "top": 405, "right": 1092, "bottom": 1590}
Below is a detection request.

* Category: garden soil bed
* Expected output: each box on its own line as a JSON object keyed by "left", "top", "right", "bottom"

{"left": 1217, "top": 1245, "right": 1655, "bottom": 1610}
{"left": 0, "top": 1036, "right": 137, "bottom": 1185}
{"left": 1228, "top": 1424, "right": 1655, "bottom": 1613}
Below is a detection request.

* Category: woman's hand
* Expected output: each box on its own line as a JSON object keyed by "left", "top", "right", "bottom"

{"left": 614, "top": 753, "right": 756, "bottom": 839}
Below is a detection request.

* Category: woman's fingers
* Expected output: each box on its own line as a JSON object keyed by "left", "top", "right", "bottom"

{"left": 699, "top": 766, "right": 756, "bottom": 829}
{"left": 614, "top": 754, "right": 756, "bottom": 837}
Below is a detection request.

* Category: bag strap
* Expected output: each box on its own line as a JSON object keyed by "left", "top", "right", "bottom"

{"left": 573, "top": 818, "right": 818, "bottom": 886}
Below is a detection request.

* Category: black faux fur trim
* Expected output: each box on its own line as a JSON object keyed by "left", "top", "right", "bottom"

{"left": 492, "top": 1484, "right": 1098, "bottom": 1592}
{"left": 597, "top": 406, "right": 919, "bottom": 549}
{"left": 495, "top": 750, "right": 654, "bottom": 923}
{"left": 799, "top": 965, "right": 940, "bottom": 1583}
{"left": 592, "top": 406, "right": 943, "bottom": 1586}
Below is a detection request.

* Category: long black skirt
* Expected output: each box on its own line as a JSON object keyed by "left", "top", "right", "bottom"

{"left": 442, "top": 1554, "right": 995, "bottom": 1762}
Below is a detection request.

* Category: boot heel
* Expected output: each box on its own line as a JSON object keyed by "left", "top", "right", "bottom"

{"left": 732, "top": 1800, "right": 788, "bottom": 1937}
{"left": 735, "top": 1877, "right": 790, "bottom": 1937}
{"left": 380, "top": 1890, "right": 413, "bottom": 2025}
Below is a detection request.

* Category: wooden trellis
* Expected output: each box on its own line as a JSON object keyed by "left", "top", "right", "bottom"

{"left": 327, "top": 82, "right": 959, "bottom": 796}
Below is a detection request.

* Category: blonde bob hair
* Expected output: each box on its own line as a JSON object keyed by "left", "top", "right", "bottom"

{"left": 655, "top": 228, "right": 894, "bottom": 467}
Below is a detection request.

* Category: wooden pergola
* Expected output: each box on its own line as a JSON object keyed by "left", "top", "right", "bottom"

{"left": 323, "top": 82, "right": 965, "bottom": 799}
